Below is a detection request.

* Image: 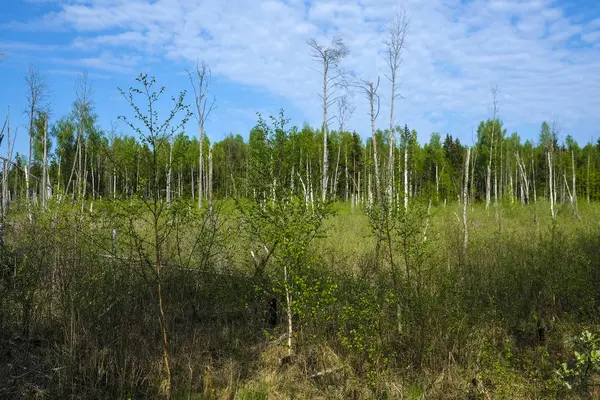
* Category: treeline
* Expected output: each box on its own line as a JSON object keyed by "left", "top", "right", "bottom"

{"left": 3, "top": 103, "right": 600, "bottom": 210}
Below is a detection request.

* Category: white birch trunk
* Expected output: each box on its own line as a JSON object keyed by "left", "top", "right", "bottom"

{"left": 463, "top": 148, "right": 471, "bottom": 251}
{"left": 548, "top": 152, "right": 554, "bottom": 220}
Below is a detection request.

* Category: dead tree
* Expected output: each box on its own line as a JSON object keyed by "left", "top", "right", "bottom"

{"left": 463, "top": 147, "right": 471, "bottom": 251}
{"left": 1, "top": 107, "right": 13, "bottom": 219}
{"left": 486, "top": 86, "right": 498, "bottom": 210}
{"left": 355, "top": 77, "right": 381, "bottom": 202}
{"left": 307, "top": 36, "right": 349, "bottom": 202}
{"left": 548, "top": 152, "right": 555, "bottom": 219}
{"left": 0, "top": 111, "right": 7, "bottom": 243}
{"left": 383, "top": 10, "right": 409, "bottom": 203}
{"left": 333, "top": 95, "right": 354, "bottom": 199}
{"left": 42, "top": 113, "right": 49, "bottom": 208}
{"left": 187, "top": 60, "right": 216, "bottom": 209}
{"left": 570, "top": 150, "right": 579, "bottom": 218}
{"left": 71, "top": 70, "right": 93, "bottom": 203}
{"left": 25, "top": 67, "right": 48, "bottom": 217}
{"left": 516, "top": 152, "right": 529, "bottom": 204}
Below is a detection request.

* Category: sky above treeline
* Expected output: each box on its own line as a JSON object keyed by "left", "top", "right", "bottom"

{"left": 1, "top": 0, "right": 600, "bottom": 156}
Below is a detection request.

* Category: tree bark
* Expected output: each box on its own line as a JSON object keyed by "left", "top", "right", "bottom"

{"left": 548, "top": 152, "right": 554, "bottom": 220}
{"left": 463, "top": 147, "right": 471, "bottom": 251}
{"left": 571, "top": 150, "right": 579, "bottom": 218}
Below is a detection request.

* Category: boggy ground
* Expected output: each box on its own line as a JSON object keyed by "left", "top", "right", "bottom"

{"left": 0, "top": 199, "right": 599, "bottom": 399}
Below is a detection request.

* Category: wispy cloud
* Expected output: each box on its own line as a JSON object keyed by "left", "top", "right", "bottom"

{"left": 3, "top": 0, "right": 600, "bottom": 142}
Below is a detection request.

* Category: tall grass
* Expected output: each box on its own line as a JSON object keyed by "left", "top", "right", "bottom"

{"left": 0, "top": 199, "right": 598, "bottom": 399}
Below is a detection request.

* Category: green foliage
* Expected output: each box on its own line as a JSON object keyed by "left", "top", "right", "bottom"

{"left": 555, "top": 330, "right": 600, "bottom": 391}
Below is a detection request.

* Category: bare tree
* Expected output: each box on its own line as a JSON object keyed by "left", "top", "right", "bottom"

{"left": 187, "top": 60, "right": 216, "bottom": 209}
{"left": 333, "top": 94, "right": 354, "bottom": 198}
{"left": 383, "top": 10, "right": 409, "bottom": 202}
{"left": 1, "top": 110, "right": 8, "bottom": 216}
{"left": 547, "top": 119, "right": 560, "bottom": 219}
{"left": 403, "top": 126, "right": 410, "bottom": 212}
{"left": 25, "top": 66, "right": 48, "bottom": 218}
{"left": 355, "top": 77, "right": 382, "bottom": 201}
{"left": 486, "top": 86, "right": 498, "bottom": 210}
{"left": 570, "top": 150, "right": 579, "bottom": 218}
{"left": 73, "top": 70, "right": 94, "bottom": 202}
{"left": 307, "top": 36, "right": 349, "bottom": 202}
{"left": 42, "top": 112, "right": 49, "bottom": 208}
{"left": 463, "top": 147, "right": 471, "bottom": 251}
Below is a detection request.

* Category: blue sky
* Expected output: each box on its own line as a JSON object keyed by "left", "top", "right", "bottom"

{"left": 1, "top": 0, "right": 600, "bottom": 157}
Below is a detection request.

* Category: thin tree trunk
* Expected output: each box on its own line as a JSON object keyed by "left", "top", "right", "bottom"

{"left": 322, "top": 67, "right": 329, "bottom": 203}
{"left": 82, "top": 144, "right": 88, "bottom": 206}
{"left": 532, "top": 156, "right": 537, "bottom": 203}
{"left": 463, "top": 147, "right": 471, "bottom": 251}
{"left": 42, "top": 115, "right": 48, "bottom": 209}
{"left": 548, "top": 152, "right": 554, "bottom": 219}
{"left": 333, "top": 143, "right": 341, "bottom": 200}
{"left": 587, "top": 154, "right": 590, "bottom": 203}
{"left": 167, "top": 140, "right": 172, "bottom": 206}
{"left": 368, "top": 81, "right": 381, "bottom": 203}
{"left": 208, "top": 146, "right": 213, "bottom": 213}
{"left": 345, "top": 148, "right": 349, "bottom": 202}
{"left": 571, "top": 150, "right": 579, "bottom": 218}
{"left": 404, "top": 142, "right": 408, "bottom": 212}
{"left": 284, "top": 264, "right": 293, "bottom": 357}
{"left": 435, "top": 163, "right": 439, "bottom": 203}
{"left": 198, "top": 125, "right": 204, "bottom": 208}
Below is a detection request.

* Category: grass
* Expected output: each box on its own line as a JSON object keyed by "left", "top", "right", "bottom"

{"left": 0, "top": 198, "right": 599, "bottom": 399}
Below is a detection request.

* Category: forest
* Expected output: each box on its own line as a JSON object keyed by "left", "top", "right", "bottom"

{"left": 1, "top": 14, "right": 600, "bottom": 400}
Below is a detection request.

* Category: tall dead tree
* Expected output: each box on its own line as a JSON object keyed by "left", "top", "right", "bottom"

{"left": 73, "top": 70, "right": 93, "bottom": 202}
{"left": 42, "top": 113, "right": 49, "bottom": 208}
{"left": 187, "top": 60, "right": 216, "bottom": 209}
{"left": 403, "top": 126, "right": 410, "bottom": 212}
{"left": 0, "top": 114, "right": 5, "bottom": 246}
{"left": 356, "top": 78, "right": 381, "bottom": 201}
{"left": 383, "top": 10, "right": 409, "bottom": 203}
{"left": 486, "top": 86, "right": 498, "bottom": 210}
{"left": 463, "top": 147, "right": 471, "bottom": 251}
{"left": 548, "top": 151, "right": 555, "bottom": 219}
{"left": 547, "top": 120, "right": 560, "bottom": 220}
{"left": 25, "top": 67, "right": 48, "bottom": 218}
{"left": 1, "top": 108, "right": 10, "bottom": 218}
{"left": 571, "top": 150, "right": 579, "bottom": 218}
{"left": 307, "top": 36, "right": 349, "bottom": 202}
{"left": 333, "top": 94, "right": 354, "bottom": 198}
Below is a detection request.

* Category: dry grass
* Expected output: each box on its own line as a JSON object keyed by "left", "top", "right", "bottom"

{"left": 1, "top": 199, "right": 599, "bottom": 399}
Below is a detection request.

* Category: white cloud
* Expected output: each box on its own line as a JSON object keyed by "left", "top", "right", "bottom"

{"left": 5, "top": 0, "right": 600, "bottom": 143}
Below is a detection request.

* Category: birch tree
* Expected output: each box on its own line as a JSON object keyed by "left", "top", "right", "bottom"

{"left": 486, "top": 86, "right": 498, "bottom": 210}
{"left": 0, "top": 110, "right": 7, "bottom": 242}
{"left": 571, "top": 149, "right": 579, "bottom": 218}
{"left": 307, "top": 36, "right": 349, "bottom": 202}
{"left": 463, "top": 147, "right": 471, "bottom": 250}
{"left": 334, "top": 94, "right": 354, "bottom": 198}
{"left": 42, "top": 112, "right": 49, "bottom": 208}
{"left": 187, "top": 60, "right": 216, "bottom": 209}
{"left": 355, "top": 77, "right": 381, "bottom": 202}
{"left": 383, "top": 10, "right": 409, "bottom": 203}
{"left": 118, "top": 74, "right": 191, "bottom": 400}
{"left": 25, "top": 67, "right": 48, "bottom": 218}
{"left": 1, "top": 108, "right": 10, "bottom": 219}
{"left": 73, "top": 70, "right": 93, "bottom": 202}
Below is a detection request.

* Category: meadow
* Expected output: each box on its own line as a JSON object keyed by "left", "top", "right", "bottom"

{"left": 1, "top": 197, "right": 599, "bottom": 399}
